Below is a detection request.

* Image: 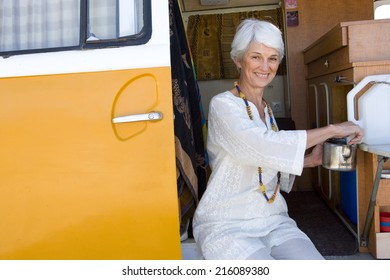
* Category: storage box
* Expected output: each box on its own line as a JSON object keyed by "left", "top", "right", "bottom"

{"left": 370, "top": 205, "right": 390, "bottom": 259}
{"left": 367, "top": 178, "right": 390, "bottom": 259}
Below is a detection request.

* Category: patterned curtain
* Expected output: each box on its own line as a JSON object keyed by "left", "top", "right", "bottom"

{"left": 0, "top": 0, "right": 132, "bottom": 52}
{"left": 88, "top": 0, "right": 118, "bottom": 40}
{"left": 169, "top": 0, "right": 208, "bottom": 239}
{"left": 187, "top": 8, "right": 285, "bottom": 81}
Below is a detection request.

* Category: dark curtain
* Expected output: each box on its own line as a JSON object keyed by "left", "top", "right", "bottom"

{"left": 187, "top": 8, "right": 286, "bottom": 80}
{"left": 169, "top": 0, "right": 208, "bottom": 238}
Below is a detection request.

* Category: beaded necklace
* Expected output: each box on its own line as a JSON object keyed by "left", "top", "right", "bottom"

{"left": 234, "top": 82, "right": 281, "bottom": 204}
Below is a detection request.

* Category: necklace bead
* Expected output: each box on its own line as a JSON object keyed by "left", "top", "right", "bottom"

{"left": 235, "top": 82, "right": 281, "bottom": 204}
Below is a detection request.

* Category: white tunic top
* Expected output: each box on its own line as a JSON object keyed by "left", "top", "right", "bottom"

{"left": 193, "top": 91, "right": 309, "bottom": 260}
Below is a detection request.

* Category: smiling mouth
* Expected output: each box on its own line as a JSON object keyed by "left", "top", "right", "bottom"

{"left": 255, "top": 73, "right": 269, "bottom": 78}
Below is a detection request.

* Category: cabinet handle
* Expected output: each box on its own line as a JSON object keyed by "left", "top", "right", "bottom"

{"left": 324, "top": 60, "right": 329, "bottom": 68}
{"left": 334, "top": 75, "right": 356, "bottom": 85}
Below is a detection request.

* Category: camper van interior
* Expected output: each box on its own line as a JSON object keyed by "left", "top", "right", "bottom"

{"left": 178, "top": 0, "right": 390, "bottom": 260}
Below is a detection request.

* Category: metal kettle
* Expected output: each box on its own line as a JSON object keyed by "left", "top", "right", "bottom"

{"left": 322, "top": 138, "right": 357, "bottom": 171}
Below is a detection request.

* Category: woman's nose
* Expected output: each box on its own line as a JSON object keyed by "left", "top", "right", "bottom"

{"left": 259, "top": 60, "right": 269, "bottom": 70}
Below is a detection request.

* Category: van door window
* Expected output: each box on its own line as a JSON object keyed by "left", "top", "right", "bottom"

{"left": 0, "top": 0, "right": 80, "bottom": 52}
{"left": 0, "top": 0, "right": 150, "bottom": 56}
{"left": 88, "top": 0, "right": 144, "bottom": 41}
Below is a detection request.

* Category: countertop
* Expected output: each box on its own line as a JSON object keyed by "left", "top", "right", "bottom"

{"left": 359, "top": 144, "right": 390, "bottom": 157}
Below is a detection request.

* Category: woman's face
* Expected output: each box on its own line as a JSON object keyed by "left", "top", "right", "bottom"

{"left": 235, "top": 42, "right": 281, "bottom": 89}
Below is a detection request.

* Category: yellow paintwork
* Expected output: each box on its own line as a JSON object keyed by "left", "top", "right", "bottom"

{"left": 0, "top": 66, "right": 182, "bottom": 259}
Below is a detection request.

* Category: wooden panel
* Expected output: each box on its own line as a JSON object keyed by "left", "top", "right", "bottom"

{"left": 304, "top": 19, "right": 390, "bottom": 68}
{"left": 329, "top": 83, "right": 352, "bottom": 124}
{"left": 377, "top": 180, "right": 390, "bottom": 206}
{"left": 303, "top": 24, "right": 347, "bottom": 64}
{"left": 306, "top": 47, "right": 350, "bottom": 79}
{"left": 307, "top": 84, "right": 318, "bottom": 129}
{"left": 351, "top": 60, "right": 390, "bottom": 81}
{"left": 348, "top": 19, "right": 390, "bottom": 62}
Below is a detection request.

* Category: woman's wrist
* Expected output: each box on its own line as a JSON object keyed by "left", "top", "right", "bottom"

{"left": 327, "top": 124, "right": 336, "bottom": 138}
{"left": 304, "top": 153, "right": 314, "bottom": 168}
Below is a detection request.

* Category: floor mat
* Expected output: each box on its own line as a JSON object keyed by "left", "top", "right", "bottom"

{"left": 283, "top": 191, "right": 359, "bottom": 256}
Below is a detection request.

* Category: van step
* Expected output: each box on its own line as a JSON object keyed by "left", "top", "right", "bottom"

{"left": 181, "top": 238, "right": 204, "bottom": 260}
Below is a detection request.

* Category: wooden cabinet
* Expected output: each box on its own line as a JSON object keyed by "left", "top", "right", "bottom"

{"left": 306, "top": 73, "right": 353, "bottom": 210}
{"left": 304, "top": 19, "right": 390, "bottom": 75}
{"left": 304, "top": 19, "right": 390, "bottom": 234}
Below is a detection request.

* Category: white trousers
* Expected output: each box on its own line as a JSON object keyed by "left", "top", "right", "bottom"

{"left": 246, "top": 238, "right": 325, "bottom": 260}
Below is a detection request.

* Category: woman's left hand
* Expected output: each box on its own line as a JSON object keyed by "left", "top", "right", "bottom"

{"left": 304, "top": 143, "right": 323, "bottom": 168}
{"left": 331, "top": 121, "right": 364, "bottom": 145}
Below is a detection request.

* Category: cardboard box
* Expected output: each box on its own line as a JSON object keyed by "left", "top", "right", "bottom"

{"left": 367, "top": 174, "right": 390, "bottom": 260}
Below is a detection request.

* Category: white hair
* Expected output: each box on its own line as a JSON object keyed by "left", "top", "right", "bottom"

{"left": 230, "top": 19, "right": 285, "bottom": 62}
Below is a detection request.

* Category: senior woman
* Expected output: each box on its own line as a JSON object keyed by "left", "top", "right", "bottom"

{"left": 192, "top": 19, "right": 363, "bottom": 260}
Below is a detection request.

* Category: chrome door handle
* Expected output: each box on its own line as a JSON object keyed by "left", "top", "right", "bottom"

{"left": 112, "top": 111, "right": 163, "bottom": 123}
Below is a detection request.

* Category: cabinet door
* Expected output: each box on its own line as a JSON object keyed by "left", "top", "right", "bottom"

{"left": 328, "top": 78, "right": 355, "bottom": 215}
{"left": 318, "top": 83, "right": 332, "bottom": 202}
{"left": 308, "top": 84, "right": 321, "bottom": 191}
{"left": 308, "top": 84, "right": 319, "bottom": 129}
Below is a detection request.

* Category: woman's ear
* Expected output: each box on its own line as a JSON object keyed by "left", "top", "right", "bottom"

{"left": 233, "top": 57, "right": 242, "bottom": 71}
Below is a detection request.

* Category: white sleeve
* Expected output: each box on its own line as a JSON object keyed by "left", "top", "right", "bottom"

{"left": 207, "top": 94, "right": 307, "bottom": 176}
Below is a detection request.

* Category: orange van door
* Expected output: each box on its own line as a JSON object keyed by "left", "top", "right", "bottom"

{"left": 0, "top": 0, "right": 181, "bottom": 259}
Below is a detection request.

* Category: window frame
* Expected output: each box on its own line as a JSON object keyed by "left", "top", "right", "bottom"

{"left": 0, "top": 0, "right": 152, "bottom": 57}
